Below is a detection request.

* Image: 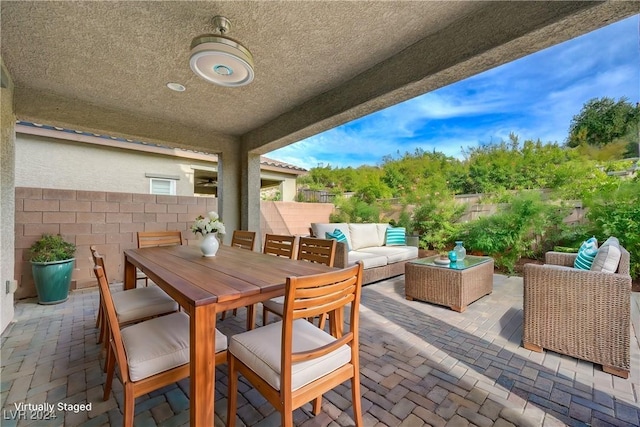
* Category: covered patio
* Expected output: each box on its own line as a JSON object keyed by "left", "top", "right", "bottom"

{"left": 2, "top": 2, "right": 640, "bottom": 426}
{"left": 2, "top": 274, "right": 639, "bottom": 426}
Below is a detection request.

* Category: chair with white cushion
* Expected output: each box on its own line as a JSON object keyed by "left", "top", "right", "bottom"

{"left": 262, "top": 237, "right": 336, "bottom": 327}
{"left": 227, "top": 262, "right": 364, "bottom": 427}
{"left": 90, "top": 246, "right": 179, "bottom": 371}
{"left": 136, "top": 231, "right": 183, "bottom": 286}
{"left": 221, "top": 230, "right": 258, "bottom": 322}
{"left": 230, "top": 230, "right": 256, "bottom": 251}
{"left": 95, "top": 265, "right": 227, "bottom": 427}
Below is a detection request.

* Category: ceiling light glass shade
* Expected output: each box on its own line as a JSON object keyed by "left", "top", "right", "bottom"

{"left": 189, "top": 35, "right": 254, "bottom": 87}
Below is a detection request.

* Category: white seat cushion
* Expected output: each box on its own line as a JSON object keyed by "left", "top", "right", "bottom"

{"left": 357, "top": 246, "right": 418, "bottom": 263}
{"left": 262, "top": 296, "right": 285, "bottom": 316}
{"left": 347, "top": 251, "right": 388, "bottom": 269}
{"left": 229, "top": 319, "right": 351, "bottom": 391}
{"left": 112, "top": 286, "right": 179, "bottom": 324}
{"left": 121, "top": 312, "right": 227, "bottom": 382}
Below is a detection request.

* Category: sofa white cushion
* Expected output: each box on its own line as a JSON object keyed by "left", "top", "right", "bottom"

{"left": 349, "top": 223, "right": 380, "bottom": 250}
{"left": 112, "top": 286, "right": 179, "bottom": 324}
{"left": 347, "top": 251, "right": 388, "bottom": 269}
{"left": 229, "top": 319, "right": 351, "bottom": 391}
{"left": 591, "top": 236, "right": 622, "bottom": 274}
{"left": 120, "top": 312, "right": 228, "bottom": 382}
{"left": 357, "top": 246, "right": 419, "bottom": 264}
{"left": 311, "top": 223, "right": 352, "bottom": 249}
{"left": 376, "top": 224, "right": 390, "bottom": 246}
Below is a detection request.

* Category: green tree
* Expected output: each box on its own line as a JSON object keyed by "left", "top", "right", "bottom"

{"left": 566, "top": 97, "right": 639, "bottom": 157}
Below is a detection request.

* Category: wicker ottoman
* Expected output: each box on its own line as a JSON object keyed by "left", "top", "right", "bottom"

{"left": 405, "top": 255, "right": 494, "bottom": 312}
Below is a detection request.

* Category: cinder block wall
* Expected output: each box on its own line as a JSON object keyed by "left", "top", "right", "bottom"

{"left": 15, "top": 187, "right": 217, "bottom": 299}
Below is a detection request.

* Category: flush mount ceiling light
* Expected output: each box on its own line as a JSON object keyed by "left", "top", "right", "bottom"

{"left": 189, "top": 15, "right": 254, "bottom": 87}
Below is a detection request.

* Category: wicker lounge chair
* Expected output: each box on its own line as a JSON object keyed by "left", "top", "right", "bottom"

{"left": 523, "top": 246, "right": 632, "bottom": 378}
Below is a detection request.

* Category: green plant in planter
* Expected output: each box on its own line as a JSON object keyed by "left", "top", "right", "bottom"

{"left": 30, "top": 234, "right": 77, "bottom": 305}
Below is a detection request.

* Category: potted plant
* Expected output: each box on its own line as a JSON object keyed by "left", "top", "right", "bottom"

{"left": 30, "top": 234, "right": 77, "bottom": 304}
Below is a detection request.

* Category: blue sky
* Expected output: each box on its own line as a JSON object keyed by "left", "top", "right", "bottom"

{"left": 268, "top": 15, "right": 639, "bottom": 170}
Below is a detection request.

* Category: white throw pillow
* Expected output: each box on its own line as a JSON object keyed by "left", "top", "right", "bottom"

{"left": 590, "top": 236, "right": 622, "bottom": 274}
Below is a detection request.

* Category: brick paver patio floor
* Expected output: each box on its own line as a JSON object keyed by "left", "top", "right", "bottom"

{"left": 1, "top": 274, "right": 639, "bottom": 426}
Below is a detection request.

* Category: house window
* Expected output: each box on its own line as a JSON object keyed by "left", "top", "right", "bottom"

{"left": 148, "top": 177, "right": 177, "bottom": 195}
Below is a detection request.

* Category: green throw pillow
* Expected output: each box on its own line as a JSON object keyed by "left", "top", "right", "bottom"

{"left": 326, "top": 229, "right": 350, "bottom": 250}
{"left": 385, "top": 227, "right": 406, "bottom": 246}
{"left": 574, "top": 237, "right": 598, "bottom": 270}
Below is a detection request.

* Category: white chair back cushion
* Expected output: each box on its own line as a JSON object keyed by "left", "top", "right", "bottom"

{"left": 229, "top": 319, "right": 351, "bottom": 391}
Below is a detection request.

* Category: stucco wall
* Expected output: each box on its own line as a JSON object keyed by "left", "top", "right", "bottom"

{"left": 260, "top": 201, "right": 335, "bottom": 236}
{"left": 15, "top": 134, "right": 212, "bottom": 196}
{"left": 1, "top": 60, "right": 15, "bottom": 333}
{"left": 15, "top": 130, "right": 303, "bottom": 201}
{"left": 15, "top": 187, "right": 218, "bottom": 299}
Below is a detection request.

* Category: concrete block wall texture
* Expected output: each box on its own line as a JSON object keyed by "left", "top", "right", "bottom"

{"left": 14, "top": 187, "right": 218, "bottom": 299}
{"left": 14, "top": 188, "right": 336, "bottom": 299}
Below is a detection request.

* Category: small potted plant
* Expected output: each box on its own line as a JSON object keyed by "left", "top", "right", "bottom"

{"left": 434, "top": 251, "right": 451, "bottom": 265}
{"left": 30, "top": 234, "right": 77, "bottom": 304}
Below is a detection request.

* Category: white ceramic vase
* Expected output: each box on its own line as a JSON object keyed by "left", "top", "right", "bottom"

{"left": 199, "top": 233, "right": 219, "bottom": 257}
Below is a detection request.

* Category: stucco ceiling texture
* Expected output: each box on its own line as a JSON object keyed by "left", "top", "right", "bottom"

{"left": 1, "top": 1, "right": 638, "bottom": 154}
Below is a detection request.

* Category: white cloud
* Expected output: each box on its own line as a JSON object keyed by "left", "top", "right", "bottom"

{"left": 269, "top": 15, "right": 640, "bottom": 169}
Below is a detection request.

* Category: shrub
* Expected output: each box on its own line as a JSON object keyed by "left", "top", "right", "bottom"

{"left": 584, "top": 180, "right": 640, "bottom": 279}
{"left": 30, "top": 234, "right": 77, "bottom": 263}
{"left": 330, "top": 196, "right": 380, "bottom": 223}
{"left": 412, "top": 197, "right": 466, "bottom": 251}
{"left": 461, "top": 192, "right": 570, "bottom": 273}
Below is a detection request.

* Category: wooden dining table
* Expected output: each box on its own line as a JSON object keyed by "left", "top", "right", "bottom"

{"left": 123, "top": 244, "right": 337, "bottom": 426}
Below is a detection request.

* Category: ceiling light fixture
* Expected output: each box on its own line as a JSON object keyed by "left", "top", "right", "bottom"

{"left": 189, "top": 15, "right": 254, "bottom": 87}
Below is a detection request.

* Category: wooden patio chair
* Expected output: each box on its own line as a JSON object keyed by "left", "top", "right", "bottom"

{"left": 135, "top": 231, "right": 183, "bottom": 286}
{"left": 95, "top": 264, "right": 227, "bottom": 427}
{"left": 263, "top": 233, "right": 297, "bottom": 259}
{"left": 90, "top": 247, "right": 179, "bottom": 369}
{"left": 221, "top": 230, "right": 258, "bottom": 321}
{"left": 261, "top": 234, "right": 297, "bottom": 324}
{"left": 262, "top": 237, "right": 336, "bottom": 327}
{"left": 230, "top": 230, "right": 256, "bottom": 251}
{"left": 227, "top": 262, "right": 364, "bottom": 427}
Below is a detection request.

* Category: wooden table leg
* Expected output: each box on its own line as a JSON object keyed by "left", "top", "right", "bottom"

{"left": 246, "top": 304, "right": 256, "bottom": 331}
{"left": 123, "top": 254, "right": 136, "bottom": 290}
{"left": 190, "top": 304, "right": 216, "bottom": 426}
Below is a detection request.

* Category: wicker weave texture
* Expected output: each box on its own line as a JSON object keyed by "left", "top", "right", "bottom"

{"left": 523, "top": 245, "right": 631, "bottom": 376}
{"left": 334, "top": 241, "right": 416, "bottom": 285}
{"left": 404, "top": 259, "right": 494, "bottom": 312}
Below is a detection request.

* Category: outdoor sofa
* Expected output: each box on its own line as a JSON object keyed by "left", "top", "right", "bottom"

{"left": 311, "top": 222, "right": 418, "bottom": 285}
{"left": 523, "top": 238, "right": 631, "bottom": 378}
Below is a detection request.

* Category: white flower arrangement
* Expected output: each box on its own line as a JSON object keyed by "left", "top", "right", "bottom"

{"left": 191, "top": 211, "right": 226, "bottom": 236}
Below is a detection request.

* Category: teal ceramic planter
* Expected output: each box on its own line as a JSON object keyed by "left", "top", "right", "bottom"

{"left": 31, "top": 259, "right": 75, "bottom": 305}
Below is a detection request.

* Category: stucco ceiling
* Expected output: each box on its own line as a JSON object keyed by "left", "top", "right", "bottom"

{"left": 2, "top": 1, "right": 638, "bottom": 155}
